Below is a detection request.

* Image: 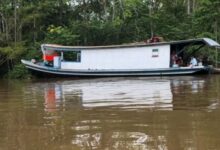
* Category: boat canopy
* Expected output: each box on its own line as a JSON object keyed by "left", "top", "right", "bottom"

{"left": 169, "top": 38, "right": 220, "bottom": 48}
{"left": 41, "top": 38, "right": 220, "bottom": 52}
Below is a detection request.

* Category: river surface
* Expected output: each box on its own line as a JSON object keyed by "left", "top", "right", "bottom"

{"left": 1, "top": 75, "right": 220, "bottom": 150}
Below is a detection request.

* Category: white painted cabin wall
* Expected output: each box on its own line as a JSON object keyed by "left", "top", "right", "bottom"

{"left": 61, "top": 45, "right": 170, "bottom": 70}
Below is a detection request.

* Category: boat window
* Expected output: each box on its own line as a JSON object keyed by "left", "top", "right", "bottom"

{"left": 152, "top": 49, "right": 159, "bottom": 57}
{"left": 63, "top": 51, "right": 81, "bottom": 62}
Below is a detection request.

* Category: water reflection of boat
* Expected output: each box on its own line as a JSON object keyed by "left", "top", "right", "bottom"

{"left": 44, "top": 84, "right": 63, "bottom": 112}
{"left": 41, "top": 77, "right": 211, "bottom": 112}
{"left": 63, "top": 79, "right": 173, "bottom": 109}
{"left": 43, "top": 78, "right": 173, "bottom": 110}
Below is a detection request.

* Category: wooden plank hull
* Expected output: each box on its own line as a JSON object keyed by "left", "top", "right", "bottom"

{"left": 21, "top": 60, "right": 211, "bottom": 77}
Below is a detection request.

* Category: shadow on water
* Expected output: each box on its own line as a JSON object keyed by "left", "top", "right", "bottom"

{"left": 1, "top": 75, "right": 220, "bottom": 149}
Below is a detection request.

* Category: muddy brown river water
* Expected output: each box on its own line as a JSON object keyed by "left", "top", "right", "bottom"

{"left": 0, "top": 75, "right": 220, "bottom": 150}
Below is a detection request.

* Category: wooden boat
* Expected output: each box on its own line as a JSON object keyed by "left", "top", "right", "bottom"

{"left": 21, "top": 38, "right": 220, "bottom": 77}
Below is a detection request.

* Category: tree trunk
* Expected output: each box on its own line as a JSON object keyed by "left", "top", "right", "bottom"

{"left": 192, "top": 0, "right": 195, "bottom": 13}
{"left": 0, "top": 13, "right": 5, "bottom": 33}
{"left": 149, "top": 0, "right": 154, "bottom": 38}
{"left": 215, "top": 20, "right": 218, "bottom": 67}
{"left": 33, "top": 16, "right": 36, "bottom": 44}
{"left": 119, "top": 0, "right": 125, "bottom": 20}
{"left": 112, "top": 1, "right": 115, "bottom": 21}
{"left": 187, "top": 0, "right": 191, "bottom": 15}
{"left": 5, "top": 19, "right": 9, "bottom": 42}
{"left": 14, "top": 0, "right": 17, "bottom": 46}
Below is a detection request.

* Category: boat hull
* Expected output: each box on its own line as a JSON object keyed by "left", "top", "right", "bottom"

{"left": 21, "top": 60, "right": 211, "bottom": 77}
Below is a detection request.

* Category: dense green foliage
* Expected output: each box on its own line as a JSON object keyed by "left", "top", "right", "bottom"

{"left": 0, "top": 0, "right": 220, "bottom": 78}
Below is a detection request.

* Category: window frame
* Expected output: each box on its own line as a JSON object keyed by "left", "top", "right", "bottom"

{"left": 62, "top": 50, "right": 81, "bottom": 63}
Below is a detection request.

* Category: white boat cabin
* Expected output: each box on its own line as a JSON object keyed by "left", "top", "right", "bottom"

{"left": 41, "top": 38, "right": 219, "bottom": 70}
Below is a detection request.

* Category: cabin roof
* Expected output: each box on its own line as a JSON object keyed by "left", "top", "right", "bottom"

{"left": 42, "top": 38, "right": 220, "bottom": 51}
